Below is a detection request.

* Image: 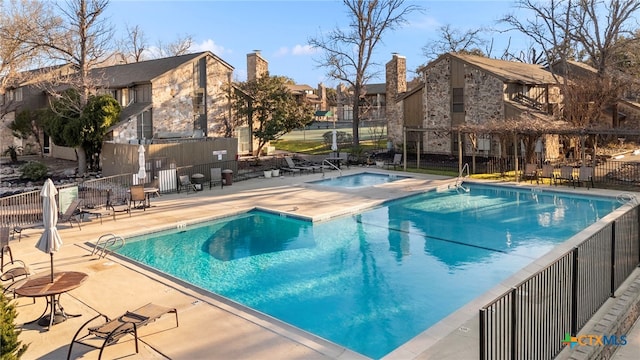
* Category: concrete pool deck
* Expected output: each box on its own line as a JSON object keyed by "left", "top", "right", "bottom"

{"left": 4, "top": 168, "right": 640, "bottom": 360}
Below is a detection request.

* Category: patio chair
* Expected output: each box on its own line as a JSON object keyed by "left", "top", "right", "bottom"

{"left": 576, "top": 166, "right": 595, "bottom": 189}
{"left": 556, "top": 166, "right": 576, "bottom": 188}
{"left": 538, "top": 164, "right": 556, "bottom": 185}
{"left": 67, "top": 303, "right": 179, "bottom": 360}
{"left": 178, "top": 175, "right": 196, "bottom": 194}
{"left": 1, "top": 258, "right": 31, "bottom": 301}
{"left": 1, "top": 226, "right": 13, "bottom": 271}
{"left": 129, "top": 185, "right": 146, "bottom": 211}
{"left": 60, "top": 199, "right": 83, "bottom": 229}
{"left": 387, "top": 154, "right": 402, "bottom": 170}
{"left": 106, "top": 189, "right": 131, "bottom": 221}
{"left": 522, "top": 163, "right": 538, "bottom": 183}
{"left": 210, "top": 167, "right": 224, "bottom": 189}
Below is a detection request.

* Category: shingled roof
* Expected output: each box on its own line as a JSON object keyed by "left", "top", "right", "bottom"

{"left": 90, "top": 51, "right": 233, "bottom": 88}
{"left": 428, "top": 52, "right": 564, "bottom": 85}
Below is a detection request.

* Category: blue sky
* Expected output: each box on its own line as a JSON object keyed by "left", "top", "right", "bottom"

{"left": 105, "top": 0, "right": 529, "bottom": 87}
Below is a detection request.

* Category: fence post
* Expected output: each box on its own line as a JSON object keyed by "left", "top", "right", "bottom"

{"left": 610, "top": 221, "right": 617, "bottom": 298}
{"left": 571, "top": 247, "right": 579, "bottom": 336}
{"left": 511, "top": 288, "right": 517, "bottom": 359}
{"left": 479, "top": 308, "right": 485, "bottom": 360}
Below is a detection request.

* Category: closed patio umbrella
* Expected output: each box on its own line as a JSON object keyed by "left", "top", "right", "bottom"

{"left": 331, "top": 129, "right": 338, "bottom": 152}
{"left": 137, "top": 144, "right": 146, "bottom": 182}
{"left": 35, "top": 178, "right": 63, "bottom": 283}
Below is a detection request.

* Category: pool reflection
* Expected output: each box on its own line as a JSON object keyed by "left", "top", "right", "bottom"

{"left": 203, "top": 212, "right": 315, "bottom": 261}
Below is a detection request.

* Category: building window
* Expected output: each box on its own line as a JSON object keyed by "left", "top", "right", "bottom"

{"left": 452, "top": 88, "right": 464, "bottom": 113}
{"left": 193, "top": 89, "right": 204, "bottom": 114}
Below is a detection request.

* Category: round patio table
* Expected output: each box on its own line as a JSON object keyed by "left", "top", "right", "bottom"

{"left": 15, "top": 271, "right": 88, "bottom": 330}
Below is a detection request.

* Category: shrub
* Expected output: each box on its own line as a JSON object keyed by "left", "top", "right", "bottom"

{"left": 19, "top": 161, "right": 48, "bottom": 181}
{"left": 0, "top": 290, "right": 29, "bottom": 359}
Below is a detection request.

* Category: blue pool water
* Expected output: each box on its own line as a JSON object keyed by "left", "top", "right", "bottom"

{"left": 116, "top": 184, "right": 620, "bottom": 359}
{"left": 309, "top": 172, "right": 409, "bottom": 188}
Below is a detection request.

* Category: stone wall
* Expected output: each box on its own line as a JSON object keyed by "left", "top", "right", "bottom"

{"left": 247, "top": 51, "right": 268, "bottom": 81}
{"left": 385, "top": 54, "right": 406, "bottom": 150}
{"left": 206, "top": 57, "right": 233, "bottom": 137}
{"left": 423, "top": 59, "right": 453, "bottom": 154}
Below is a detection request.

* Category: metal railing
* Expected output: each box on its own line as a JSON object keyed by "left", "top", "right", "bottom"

{"left": 479, "top": 205, "right": 640, "bottom": 360}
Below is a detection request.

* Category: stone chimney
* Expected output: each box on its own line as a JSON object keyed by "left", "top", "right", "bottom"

{"left": 318, "top": 83, "right": 327, "bottom": 111}
{"left": 247, "top": 50, "right": 268, "bottom": 81}
{"left": 385, "top": 53, "right": 407, "bottom": 149}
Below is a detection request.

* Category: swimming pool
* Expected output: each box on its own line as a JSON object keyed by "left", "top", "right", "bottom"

{"left": 116, "top": 184, "right": 620, "bottom": 359}
{"left": 309, "top": 172, "right": 410, "bottom": 188}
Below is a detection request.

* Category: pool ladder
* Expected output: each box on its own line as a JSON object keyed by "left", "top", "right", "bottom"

{"left": 321, "top": 159, "right": 342, "bottom": 177}
{"left": 92, "top": 233, "right": 125, "bottom": 259}
{"left": 452, "top": 163, "right": 470, "bottom": 192}
{"left": 617, "top": 193, "right": 638, "bottom": 205}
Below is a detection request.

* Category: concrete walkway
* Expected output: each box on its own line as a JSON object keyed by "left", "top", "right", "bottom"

{"left": 4, "top": 169, "right": 640, "bottom": 360}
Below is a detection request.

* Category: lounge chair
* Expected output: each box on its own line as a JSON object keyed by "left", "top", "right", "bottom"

{"left": 280, "top": 166, "right": 301, "bottom": 176}
{"left": 67, "top": 303, "right": 178, "bottom": 360}
{"left": 522, "top": 163, "right": 538, "bottom": 183}
{"left": 178, "top": 175, "right": 197, "bottom": 194}
{"left": 576, "top": 166, "right": 595, "bottom": 189}
{"left": 538, "top": 164, "right": 556, "bottom": 185}
{"left": 60, "top": 199, "right": 83, "bottom": 229}
{"left": 210, "top": 167, "right": 224, "bottom": 189}
{"left": 129, "top": 185, "right": 146, "bottom": 211}
{"left": 284, "top": 156, "right": 314, "bottom": 174}
{"left": 556, "top": 166, "right": 576, "bottom": 187}
{"left": 106, "top": 189, "right": 131, "bottom": 221}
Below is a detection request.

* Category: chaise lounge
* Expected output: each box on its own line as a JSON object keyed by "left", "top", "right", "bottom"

{"left": 67, "top": 303, "right": 178, "bottom": 360}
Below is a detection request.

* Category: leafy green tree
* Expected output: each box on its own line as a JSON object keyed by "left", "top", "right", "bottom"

{"left": 233, "top": 74, "right": 314, "bottom": 156}
{"left": 44, "top": 89, "right": 121, "bottom": 173}
{"left": 0, "top": 289, "right": 29, "bottom": 359}
{"left": 8, "top": 109, "right": 48, "bottom": 157}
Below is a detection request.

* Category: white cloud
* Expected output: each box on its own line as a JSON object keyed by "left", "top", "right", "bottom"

{"left": 275, "top": 47, "right": 289, "bottom": 57}
{"left": 292, "top": 44, "right": 315, "bottom": 55}
{"left": 191, "top": 39, "right": 227, "bottom": 55}
{"left": 407, "top": 15, "right": 441, "bottom": 31}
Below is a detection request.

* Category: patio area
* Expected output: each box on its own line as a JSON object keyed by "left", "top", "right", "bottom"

{"left": 4, "top": 169, "right": 640, "bottom": 359}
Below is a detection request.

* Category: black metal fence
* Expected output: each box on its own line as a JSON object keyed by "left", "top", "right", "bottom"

{"left": 479, "top": 205, "right": 640, "bottom": 360}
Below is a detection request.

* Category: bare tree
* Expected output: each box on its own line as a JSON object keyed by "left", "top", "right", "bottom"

{"left": 154, "top": 33, "right": 193, "bottom": 58}
{"left": 501, "top": 0, "right": 640, "bottom": 160}
{"left": 0, "top": 0, "right": 56, "bottom": 115}
{"left": 308, "top": 0, "right": 421, "bottom": 146}
{"left": 422, "top": 24, "right": 489, "bottom": 61}
{"left": 116, "top": 23, "right": 148, "bottom": 63}
{"left": 11, "top": 0, "right": 114, "bottom": 175}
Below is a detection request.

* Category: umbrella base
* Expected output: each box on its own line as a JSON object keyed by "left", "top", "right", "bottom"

{"left": 38, "top": 312, "right": 67, "bottom": 326}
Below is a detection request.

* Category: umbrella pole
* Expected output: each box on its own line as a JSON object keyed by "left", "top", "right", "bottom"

{"left": 50, "top": 253, "right": 54, "bottom": 283}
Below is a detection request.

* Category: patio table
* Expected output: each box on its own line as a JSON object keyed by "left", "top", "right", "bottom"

{"left": 15, "top": 271, "right": 88, "bottom": 330}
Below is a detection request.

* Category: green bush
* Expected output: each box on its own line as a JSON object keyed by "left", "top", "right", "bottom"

{"left": 0, "top": 289, "right": 29, "bottom": 359}
{"left": 19, "top": 161, "right": 48, "bottom": 181}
